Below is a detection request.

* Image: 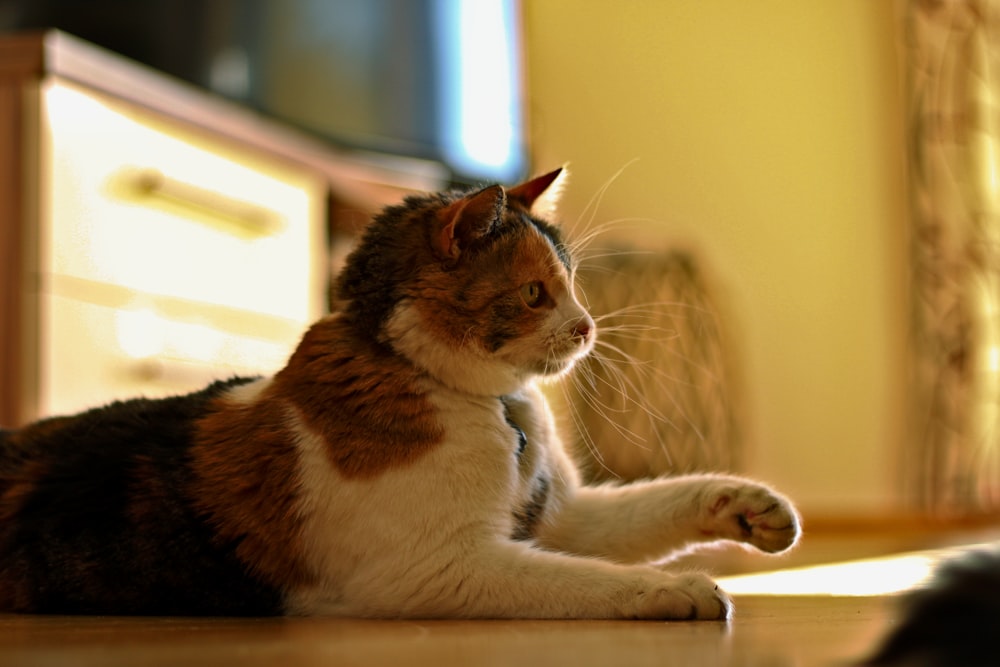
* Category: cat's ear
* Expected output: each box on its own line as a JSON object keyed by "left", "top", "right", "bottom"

{"left": 435, "top": 184, "right": 506, "bottom": 262}
{"left": 507, "top": 167, "right": 566, "bottom": 217}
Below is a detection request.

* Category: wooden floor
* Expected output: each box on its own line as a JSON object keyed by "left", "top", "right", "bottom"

{"left": 0, "top": 595, "right": 891, "bottom": 667}
{"left": 8, "top": 521, "right": 1000, "bottom": 667}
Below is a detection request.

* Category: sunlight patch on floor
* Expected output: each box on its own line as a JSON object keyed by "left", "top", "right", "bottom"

{"left": 715, "top": 545, "right": 978, "bottom": 596}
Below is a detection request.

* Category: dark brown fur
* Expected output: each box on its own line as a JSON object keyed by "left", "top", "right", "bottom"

{"left": 0, "top": 378, "right": 285, "bottom": 615}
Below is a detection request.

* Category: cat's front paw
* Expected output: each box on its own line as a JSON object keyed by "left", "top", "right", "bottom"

{"left": 700, "top": 480, "right": 800, "bottom": 554}
{"left": 632, "top": 573, "right": 732, "bottom": 621}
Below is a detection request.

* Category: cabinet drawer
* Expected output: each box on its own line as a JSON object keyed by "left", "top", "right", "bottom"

{"left": 39, "top": 80, "right": 327, "bottom": 323}
{"left": 38, "top": 291, "right": 300, "bottom": 417}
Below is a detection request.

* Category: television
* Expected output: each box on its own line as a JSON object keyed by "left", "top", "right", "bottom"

{"left": 1, "top": 0, "right": 526, "bottom": 185}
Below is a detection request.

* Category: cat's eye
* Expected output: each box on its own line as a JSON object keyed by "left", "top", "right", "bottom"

{"left": 520, "top": 281, "right": 544, "bottom": 308}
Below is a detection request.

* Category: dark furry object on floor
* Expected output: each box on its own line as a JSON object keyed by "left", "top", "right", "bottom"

{"left": 863, "top": 544, "right": 1000, "bottom": 667}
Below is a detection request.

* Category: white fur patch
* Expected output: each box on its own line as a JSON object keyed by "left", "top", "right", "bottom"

{"left": 386, "top": 301, "right": 526, "bottom": 396}
{"left": 223, "top": 377, "right": 273, "bottom": 405}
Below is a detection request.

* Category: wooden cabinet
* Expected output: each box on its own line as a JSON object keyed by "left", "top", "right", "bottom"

{"left": 0, "top": 30, "right": 444, "bottom": 426}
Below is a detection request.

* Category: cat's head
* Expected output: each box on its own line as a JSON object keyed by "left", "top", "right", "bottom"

{"left": 336, "top": 168, "right": 595, "bottom": 396}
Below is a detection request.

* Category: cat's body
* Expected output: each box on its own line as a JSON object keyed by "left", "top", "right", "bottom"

{"left": 0, "top": 169, "right": 800, "bottom": 618}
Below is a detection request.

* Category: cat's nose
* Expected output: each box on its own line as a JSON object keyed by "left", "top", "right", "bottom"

{"left": 572, "top": 317, "right": 594, "bottom": 343}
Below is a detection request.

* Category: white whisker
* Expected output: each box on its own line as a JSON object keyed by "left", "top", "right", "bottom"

{"left": 546, "top": 166, "right": 736, "bottom": 481}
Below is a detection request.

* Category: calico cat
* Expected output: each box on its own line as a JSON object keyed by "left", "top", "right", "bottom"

{"left": 0, "top": 168, "right": 800, "bottom": 618}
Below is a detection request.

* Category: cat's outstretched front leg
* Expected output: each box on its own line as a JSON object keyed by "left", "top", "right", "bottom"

{"left": 535, "top": 473, "right": 800, "bottom": 564}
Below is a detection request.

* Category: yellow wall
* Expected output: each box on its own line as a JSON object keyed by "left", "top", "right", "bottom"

{"left": 523, "top": 1, "right": 908, "bottom": 514}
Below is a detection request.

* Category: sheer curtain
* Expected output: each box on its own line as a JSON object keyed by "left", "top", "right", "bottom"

{"left": 904, "top": 0, "right": 1000, "bottom": 512}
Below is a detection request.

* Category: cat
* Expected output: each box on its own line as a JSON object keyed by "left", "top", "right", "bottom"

{"left": 862, "top": 544, "right": 1000, "bottom": 667}
{"left": 0, "top": 168, "right": 800, "bottom": 618}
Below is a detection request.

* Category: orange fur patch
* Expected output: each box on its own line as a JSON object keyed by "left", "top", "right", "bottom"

{"left": 275, "top": 315, "right": 444, "bottom": 478}
{"left": 511, "top": 226, "right": 571, "bottom": 296}
{"left": 188, "top": 390, "right": 314, "bottom": 591}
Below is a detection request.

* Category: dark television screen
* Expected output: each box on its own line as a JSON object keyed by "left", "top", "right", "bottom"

{"left": 0, "top": 0, "right": 526, "bottom": 184}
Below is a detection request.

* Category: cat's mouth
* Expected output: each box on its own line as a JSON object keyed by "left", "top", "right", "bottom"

{"left": 537, "top": 333, "right": 595, "bottom": 377}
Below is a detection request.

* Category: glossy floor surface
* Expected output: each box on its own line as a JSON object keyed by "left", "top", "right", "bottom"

{"left": 0, "top": 594, "right": 892, "bottom": 667}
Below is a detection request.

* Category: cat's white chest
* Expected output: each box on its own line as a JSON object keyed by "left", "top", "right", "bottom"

{"left": 284, "top": 386, "right": 545, "bottom": 615}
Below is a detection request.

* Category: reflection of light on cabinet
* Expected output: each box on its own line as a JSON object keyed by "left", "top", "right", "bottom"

{"left": 36, "top": 80, "right": 327, "bottom": 417}
{"left": 115, "top": 307, "right": 165, "bottom": 359}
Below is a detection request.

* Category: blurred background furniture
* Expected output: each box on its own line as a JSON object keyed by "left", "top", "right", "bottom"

{"left": 0, "top": 30, "right": 443, "bottom": 426}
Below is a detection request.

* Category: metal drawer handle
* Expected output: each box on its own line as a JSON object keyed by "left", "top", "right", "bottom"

{"left": 119, "top": 168, "right": 284, "bottom": 238}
